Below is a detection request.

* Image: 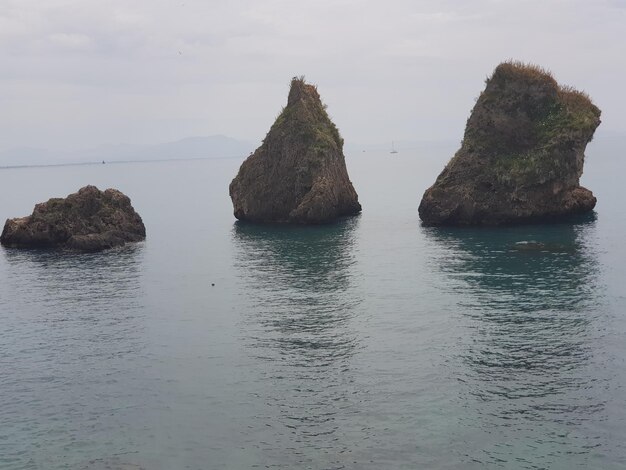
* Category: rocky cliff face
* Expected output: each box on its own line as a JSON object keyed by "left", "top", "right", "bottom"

{"left": 1, "top": 186, "right": 145, "bottom": 252}
{"left": 419, "top": 61, "right": 601, "bottom": 226}
{"left": 229, "top": 77, "right": 361, "bottom": 224}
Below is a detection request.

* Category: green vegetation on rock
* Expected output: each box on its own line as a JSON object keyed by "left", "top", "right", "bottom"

{"left": 0, "top": 186, "right": 146, "bottom": 251}
{"left": 266, "top": 77, "right": 343, "bottom": 155}
{"left": 230, "top": 76, "right": 361, "bottom": 224}
{"left": 419, "top": 60, "right": 601, "bottom": 226}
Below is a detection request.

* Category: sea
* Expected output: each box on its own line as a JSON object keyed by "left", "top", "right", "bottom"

{"left": 1, "top": 141, "right": 625, "bottom": 470}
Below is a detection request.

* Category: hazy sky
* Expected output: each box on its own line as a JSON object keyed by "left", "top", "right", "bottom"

{"left": 1, "top": 0, "right": 624, "bottom": 151}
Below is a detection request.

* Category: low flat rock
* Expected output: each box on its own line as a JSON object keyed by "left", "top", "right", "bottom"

{"left": 1, "top": 185, "right": 145, "bottom": 252}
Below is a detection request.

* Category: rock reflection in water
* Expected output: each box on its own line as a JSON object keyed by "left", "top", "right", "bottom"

{"left": 423, "top": 218, "right": 616, "bottom": 468}
{"left": 425, "top": 216, "right": 600, "bottom": 313}
{"left": 0, "top": 245, "right": 147, "bottom": 469}
{"left": 231, "top": 217, "right": 363, "bottom": 467}
{"left": 2, "top": 244, "right": 145, "bottom": 324}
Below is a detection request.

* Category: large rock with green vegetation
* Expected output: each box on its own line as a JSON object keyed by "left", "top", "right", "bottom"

{"left": 0, "top": 186, "right": 145, "bottom": 252}
{"left": 419, "top": 61, "right": 601, "bottom": 226}
{"left": 229, "top": 77, "right": 361, "bottom": 224}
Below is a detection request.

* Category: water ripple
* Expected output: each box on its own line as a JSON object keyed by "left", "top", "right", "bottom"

{"left": 423, "top": 219, "right": 623, "bottom": 468}
{"left": 0, "top": 245, "right": 146, "bottom": 470}
{"left": 231, "top": 218, "right": 365, "bottom": 467}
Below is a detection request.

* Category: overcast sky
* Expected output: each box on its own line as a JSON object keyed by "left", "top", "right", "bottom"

{"left": 0, "top": 0, "right": 624, "bottom": 152}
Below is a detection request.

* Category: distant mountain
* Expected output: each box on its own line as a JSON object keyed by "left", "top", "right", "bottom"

{"left": 344, "top": 139, "right": 458, "bottom": 156}
{"left": 0, "top": 135, "right": 255, "bottom": 167}
{"left": 125, "top": 135, "right": 255, "bottom": 162}
{"left": 4, "top": 132, "right": 618, "bottom": 168}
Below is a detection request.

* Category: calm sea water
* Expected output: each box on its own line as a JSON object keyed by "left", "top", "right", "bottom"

{"left": 1, "top": 144, "right": 625, "bottom": 470}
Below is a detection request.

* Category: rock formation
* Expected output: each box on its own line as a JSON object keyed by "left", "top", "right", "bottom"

{"left": 229, "top": 77, "right": 361, "bottom": 224}
{"left": 419, "top": 61, "right": 601, "bottom": 226}
{"left": 1, "top": 186, "right": 145, "bottom": 252}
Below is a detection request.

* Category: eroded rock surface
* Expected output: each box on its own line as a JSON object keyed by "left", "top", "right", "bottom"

{"left": 229, "top": 77, "right": 361, "bottom": 224}
{"left": 1, "top": 185, "right": 145, "bottom": 251}
{"left": 419, "top": 61, "right": 601, "bottom": 226}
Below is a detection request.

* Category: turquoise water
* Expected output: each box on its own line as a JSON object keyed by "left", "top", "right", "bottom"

{"left": 1, "top": 147, "right": 625, "bottom": 469}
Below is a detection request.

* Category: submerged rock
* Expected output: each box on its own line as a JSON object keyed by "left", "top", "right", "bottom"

{"left": 1, "top": 186, "right": 145, "bottom": 252}
{"left": 229, "top": 76, "right": 361, "bottom": 224}
{"left": 419, "top": 61, "right": 601, "bottom": 226}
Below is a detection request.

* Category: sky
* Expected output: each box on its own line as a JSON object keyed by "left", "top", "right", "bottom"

{"left": 0, "top": 0, "right": 625, "bottom": 152}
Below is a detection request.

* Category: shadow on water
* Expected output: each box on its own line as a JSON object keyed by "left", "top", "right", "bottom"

{"left": 1, "top": 243, "right": 145, "bottom": 323}
{"left": 0, "top": 244, "right": 148, "bottom": 470}
{"left": 423, "top": 213, "right": 600, "bottom": 314}
{"left": 230, "top": 217, "right": 363, "bottom": 466}
{"left": 422, "top": 216, "right": 615, "bottom": 467}
{"left": 232, "top": 218, "right": 358, "bottom": 292}
{"left": 232, "top": 217, "right": 361, "bottom": 357}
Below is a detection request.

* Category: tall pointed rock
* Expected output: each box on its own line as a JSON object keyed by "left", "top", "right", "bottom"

{"left": 229, "top": 77, "right": 361, "bottom": 224}
{"left": 419, "top": 61, "right": 601, "bottom": 226}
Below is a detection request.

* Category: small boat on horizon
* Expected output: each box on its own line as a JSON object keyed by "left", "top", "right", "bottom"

{"left": 390, "top": 141, "right": 398, "bottom": 154}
